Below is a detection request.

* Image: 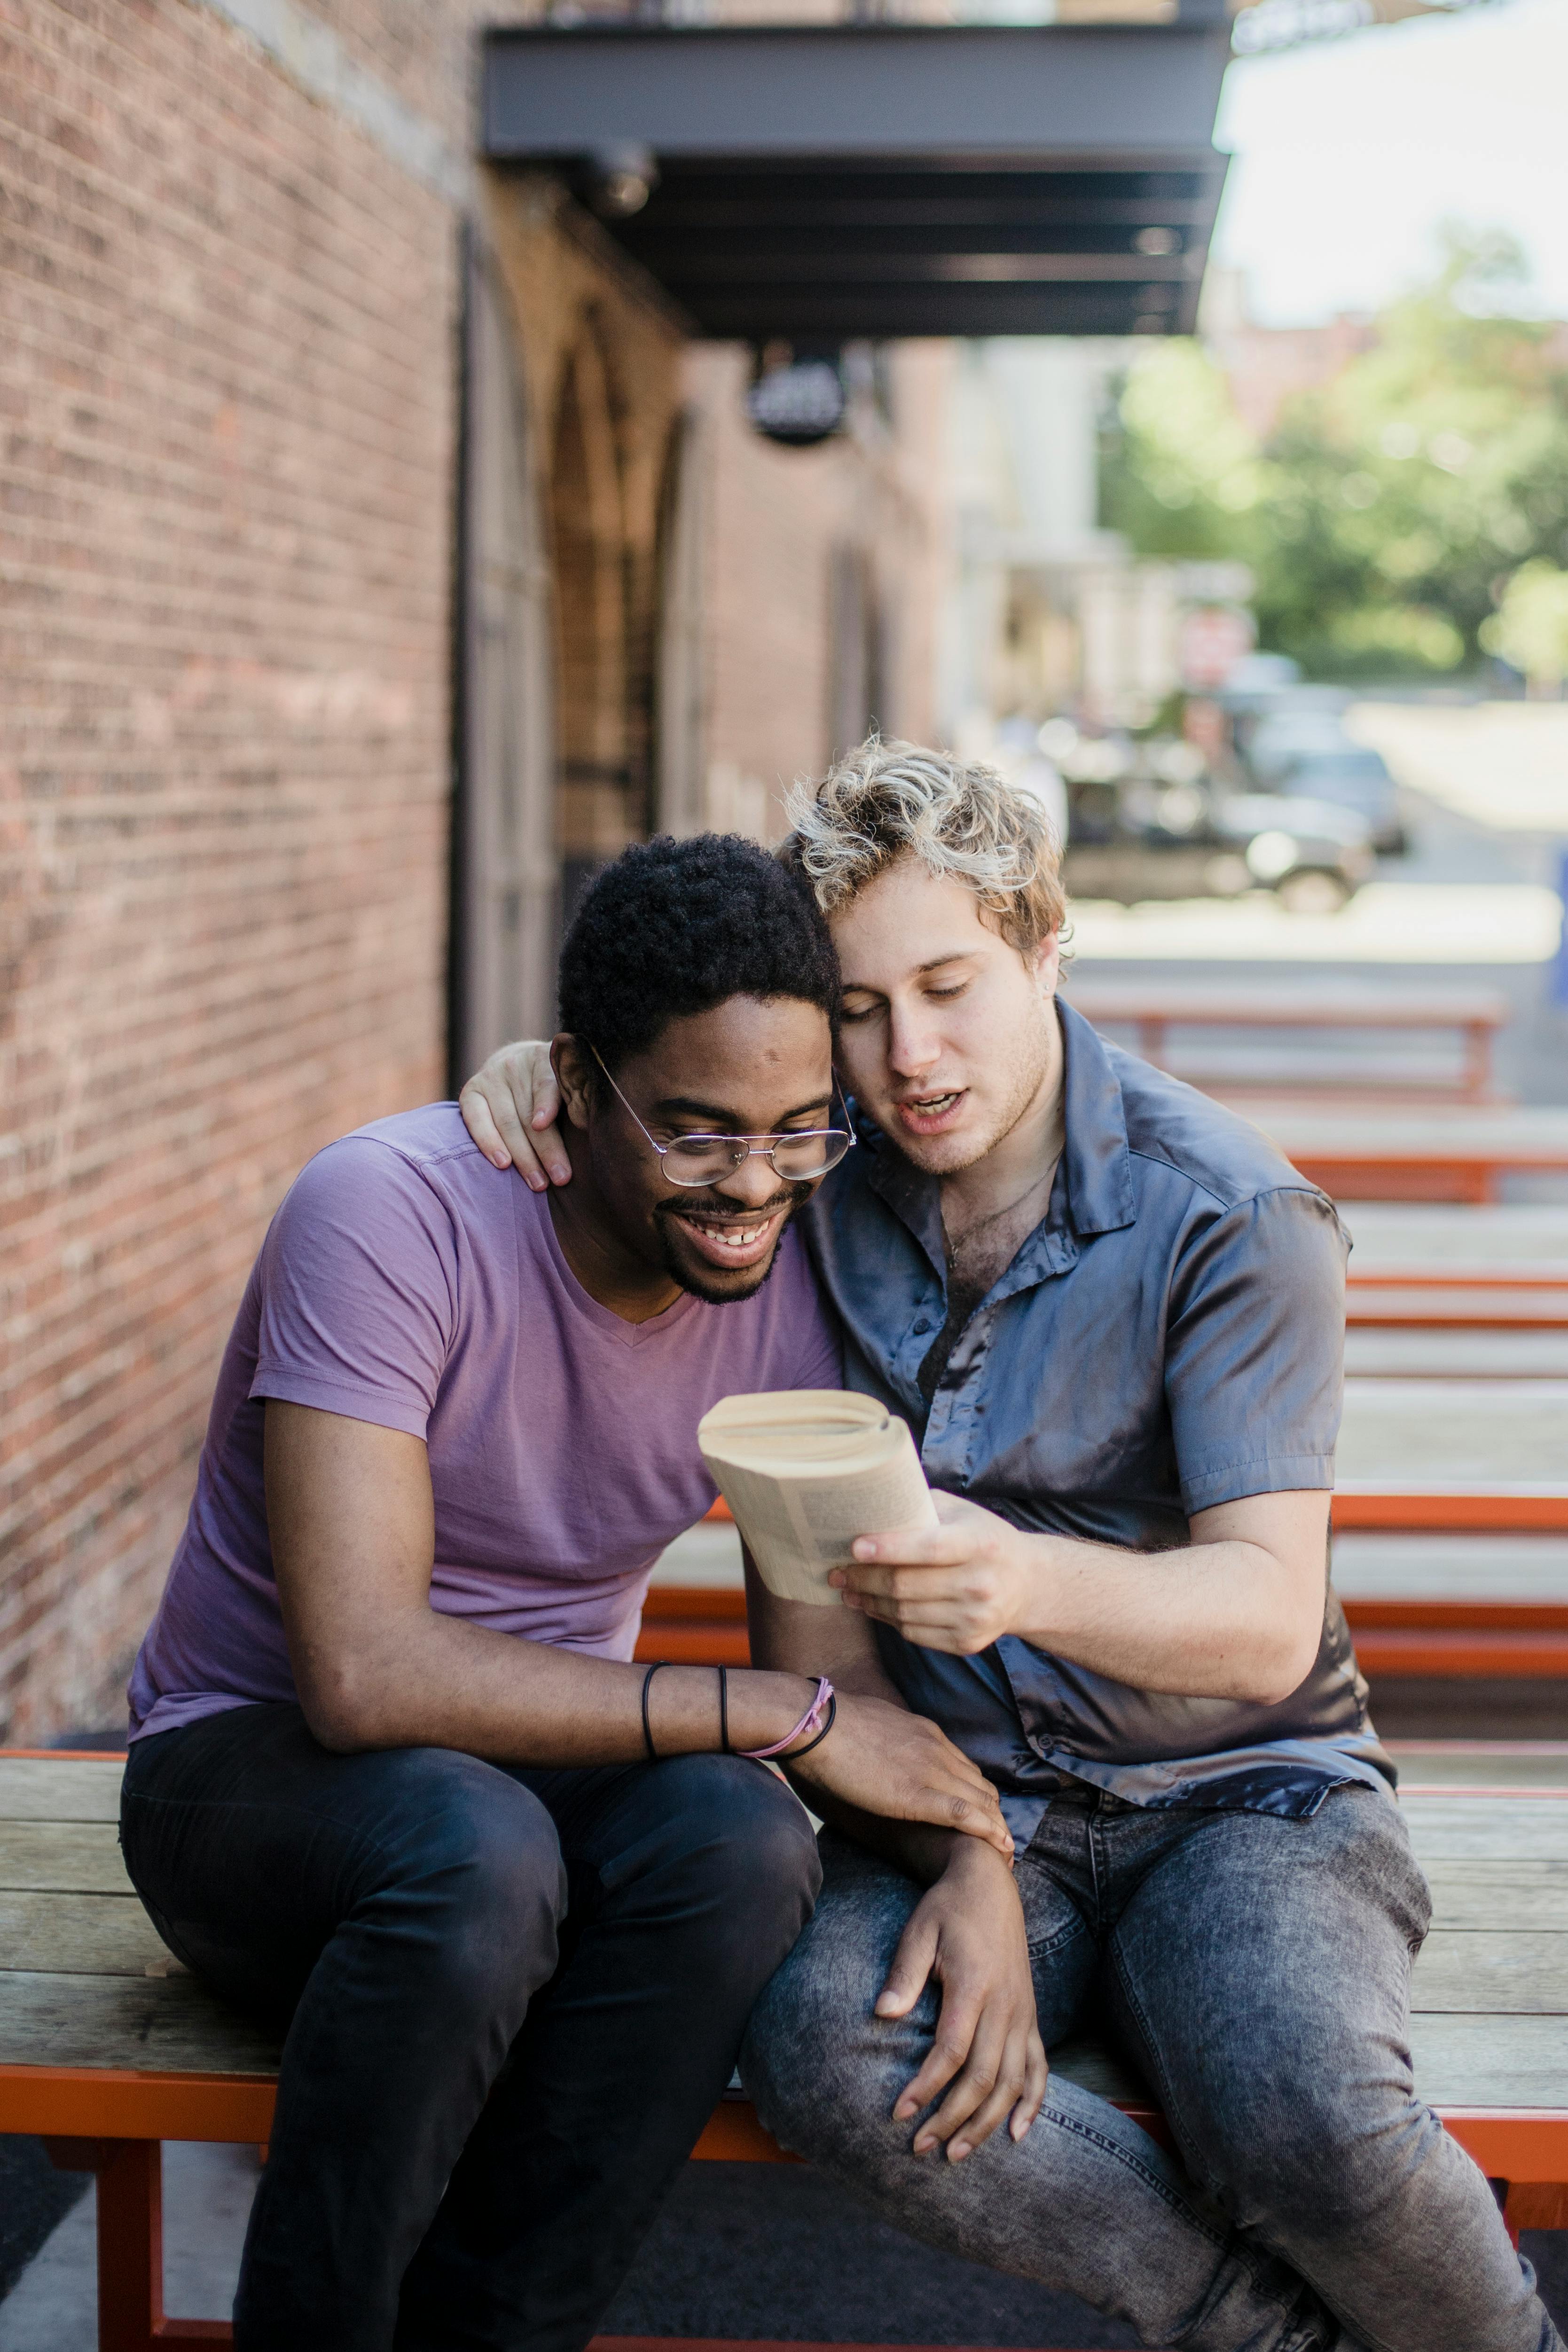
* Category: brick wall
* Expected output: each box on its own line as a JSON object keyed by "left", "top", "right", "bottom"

{"left": 0, "top": 0, "right": 954, "bottom": 1744}
{"left": 0, "top": 0, "right": 464, "bottom": 1738}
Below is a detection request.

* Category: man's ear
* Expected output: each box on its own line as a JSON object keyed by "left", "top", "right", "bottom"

{"left": 1032, "top": 931, "right": 1062, "bottom": 1000}
{"left": 552, "top": 1035, "right": 596, "bottom": 1133}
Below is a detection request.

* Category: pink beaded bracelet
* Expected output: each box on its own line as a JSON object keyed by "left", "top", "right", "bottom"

{"left": 738, "top": 1676, "right": 835, "bottom": 1762}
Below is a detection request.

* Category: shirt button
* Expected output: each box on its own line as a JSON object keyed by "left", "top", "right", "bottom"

{"left": 912, "top": 1317, "right": 931, "bottom": 1335}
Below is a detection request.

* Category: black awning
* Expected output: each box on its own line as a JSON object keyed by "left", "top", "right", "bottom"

{"left": 482, "top": 24, "right": 1230, "bottom": 342}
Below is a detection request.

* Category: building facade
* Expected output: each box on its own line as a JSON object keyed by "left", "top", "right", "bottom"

{"left": 0, "top": 0, "right": 947, "bottom": 1741}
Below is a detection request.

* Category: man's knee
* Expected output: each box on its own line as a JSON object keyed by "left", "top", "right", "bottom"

{"left": 640, "top": 1756, "right": 821, "bottom": 1964}
{"left": 1191, "top": 2063, "right": 1440, "bottom": 2242}
{"left": 742, "top": 1843, "right": 930, "bottom": 2156}
{"left": 360, "top": 1749, "right": 566, "bottom": 2002}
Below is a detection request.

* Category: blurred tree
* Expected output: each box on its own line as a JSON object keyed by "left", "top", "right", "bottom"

{"left": 1096, "top": 339, "right": 1265, "bottom": 562}
{"left": 1099, "top": 230, "right": 1568, "bottom": 678}
{"left": 1482, "top": 559, "right": 1568, "bottom": 694}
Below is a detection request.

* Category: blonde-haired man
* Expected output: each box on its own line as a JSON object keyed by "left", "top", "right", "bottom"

{"left": 462, "top": 739, "right": 1557, "bottom": 2352}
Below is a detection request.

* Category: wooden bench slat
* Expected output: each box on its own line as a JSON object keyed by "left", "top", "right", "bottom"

{"left": 1422, "top": 1862, "right": 1568, "bottom": 1930}
{"left": 1409, "top": 2013, "right": 1568, "bottom": 2109}
{"left": 1414, "top": 1931, "right": 1568, "bottom": 2014}
{"left": 1245, "top": 1107, "right": 1568, "bottom": 1162}
{"left": 1345, "top": 1334, "right": 1568, "bottom": 1377}
{"left": 0, "top": 1970, "right": 282, "bottom": 2078}
{"left": 1333, "top": 1536, "right": 1568, "bottom": 1604}
{"left": 0, "top": 1892, "right": 177, "bottom": 1978}
{"left": 1348, "top": 1288, "right": 1568, "bottom": 1329}
{"left": 1343, "top": 1206, "right": 1568, "bottom": 1270}
{"left": 0, "top": 1757, "right": 123, "bottom": 1822}
{"left": 0, "top": 1820, "right": 133, "bottom": 1894}
{"left": 1338, "top": 1382, "right": 1568, "bottom": 1489}
{"left": 1071, "top": 985, "right": 1511, "bottom": 1031}
{"left": 1404, "top": 1797, "right": 1568, "bottom": 1863}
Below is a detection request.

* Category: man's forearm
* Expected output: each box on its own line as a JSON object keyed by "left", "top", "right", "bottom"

{"left": 298, "top": 1605, "right": 809, "bottom": 1764}
{"left": 1010, "top": 1529, "right": 1320, "bottom": 1701}
{"left": 840, "top": 1489, "right": 1329, "bottom": 1704}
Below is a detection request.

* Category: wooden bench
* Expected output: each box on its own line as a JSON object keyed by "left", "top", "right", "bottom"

{"left": 1236, "top": 1105, "right": 1568, "bottom": 1205}
{"left": 1343, "top": 1204, "right": 1568, "bottom": 1284}
{"left": 1070, "top": 984, "right": 1510, "bottom": 1102}
{"left": 1344, "top": 1325, "right": 1568, "bottom": 1380}
{"left": 1334, "top": 1373, "right": 1567, "bottom": 1675}
{"left": 1342, "top": 1207, "right": 1568, "bottom": 1365}
{"left": 4, "top": 1754, "right": 1568, "bottom": 2352}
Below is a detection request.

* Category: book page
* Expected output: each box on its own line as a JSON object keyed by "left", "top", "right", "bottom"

{"left": 698, "top": 1392, "right": 938, "bottom": 1607}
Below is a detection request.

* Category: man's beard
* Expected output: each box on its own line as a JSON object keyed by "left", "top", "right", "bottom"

{"left": 653, "top": 1184, "right": 811, "bottom": 1305}
{"left": 891, "top": 1011, "right": 1055, "bottom": 1178}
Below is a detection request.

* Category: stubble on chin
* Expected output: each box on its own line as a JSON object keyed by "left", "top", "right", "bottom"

{"left": 880, "top": 1019, "right": 1055, "bottom": 1180}
{"left": 653, "top": 1190, "right": 809, "bottom": 1305}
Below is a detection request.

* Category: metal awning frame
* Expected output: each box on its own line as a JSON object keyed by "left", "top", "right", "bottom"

{"left": 482, "top": 23, "right": 1231, "bottom": 343}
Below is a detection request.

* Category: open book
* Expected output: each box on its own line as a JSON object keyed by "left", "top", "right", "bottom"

{"left": 696, "top": 1390, "right": 939, "bottom": 1607}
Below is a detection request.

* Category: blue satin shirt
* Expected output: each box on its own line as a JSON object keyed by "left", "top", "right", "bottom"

{"left": 800, "top": 1000, "right": 1394, "bottom": 1833}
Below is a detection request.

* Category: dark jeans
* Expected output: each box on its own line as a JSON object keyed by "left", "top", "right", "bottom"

{"left": 743, "top": 1787, "right": 1560, "bottom": 2352}
{"left": 120, "top": 1702, "right": 820, "bottom": 2352}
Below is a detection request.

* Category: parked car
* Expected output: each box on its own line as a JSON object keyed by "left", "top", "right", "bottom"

{"left": 1245, "top": 708, "right": 1356, "bottom": 788}
{"left": 1061, "top": 786, "right": 1373, "bottom": 911}
{"left": 1275, "top": 748, "right": 1406, "bottom": 855}
{"left": 1212, "top": 795, "right": 1375, "bottom": 912}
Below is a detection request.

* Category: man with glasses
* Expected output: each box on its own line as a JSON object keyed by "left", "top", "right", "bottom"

{"left": 119, "top": 832, "right": 1010, "bottom": 2352}
{"left": 461, "top": 746, "right": 1558, "bottom": 2352}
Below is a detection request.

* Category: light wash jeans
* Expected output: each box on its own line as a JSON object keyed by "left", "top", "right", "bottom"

{"left": 742, "top": 1785, "right": 1560, "bottom": 2352}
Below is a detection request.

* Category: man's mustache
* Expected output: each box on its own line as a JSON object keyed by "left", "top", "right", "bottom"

{"left": 654, "top": 1186, "right": 808, "bottom": 1226}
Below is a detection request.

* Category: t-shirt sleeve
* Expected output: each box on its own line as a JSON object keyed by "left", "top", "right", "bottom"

{"left": 1163, "top": 1185, "right": 1348, "bottom": 1515}
{"left": 250, "top": 1138, "right": 461, "bottom": 1440}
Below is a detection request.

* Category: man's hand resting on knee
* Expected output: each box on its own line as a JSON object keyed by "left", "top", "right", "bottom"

{"left": 878, "top": 1835, "right": 1047, "bottom": 2163}
{"left": 745, "top": 1529, "right": 1044, "bottom": 2160}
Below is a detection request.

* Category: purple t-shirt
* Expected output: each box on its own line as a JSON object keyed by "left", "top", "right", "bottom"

{"left": 128, "top": 1105, "right": 841, "bottom": 1741}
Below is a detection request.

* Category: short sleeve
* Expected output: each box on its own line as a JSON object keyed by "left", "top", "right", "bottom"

{"left": 250, "top": 1138, "right": 461, "bottom": 1439}
{"left": 1163, "top": 1186, "right": 1348, "bottom": 1515}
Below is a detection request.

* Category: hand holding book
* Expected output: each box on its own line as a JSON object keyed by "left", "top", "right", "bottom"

{"left": 698, "top": 1390, "right": 939, "bottom": 1608}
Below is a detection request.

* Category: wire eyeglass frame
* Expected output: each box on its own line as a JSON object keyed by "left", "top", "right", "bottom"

{"left": 588, "top": 1044, "right": 855, "bottom": 1188}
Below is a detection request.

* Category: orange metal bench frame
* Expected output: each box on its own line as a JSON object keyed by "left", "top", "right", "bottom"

{"left": 1345, "top": 1280, "right": 1568, "bottom": 1331}
{"left": 1070, "top": 988, "right": 1507, "bottom": 1103}
{"left": 635, "top": 1587, "right": 1568, "bottom": 1683}
{"left": 7, "top": 2060, "right": 1566, "bottom": 2348}
{"left": 7, "top": 1752, "right": 1568, "bottom": 2348}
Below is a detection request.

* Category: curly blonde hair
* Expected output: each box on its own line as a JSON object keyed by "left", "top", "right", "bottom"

{"left": 780, "top": 736, "right": 1066, "bottom": 955}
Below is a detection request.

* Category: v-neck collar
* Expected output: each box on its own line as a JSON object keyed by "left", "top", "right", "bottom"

{"left": 530, "top": 1187, "right": 703, "bottom": 1349}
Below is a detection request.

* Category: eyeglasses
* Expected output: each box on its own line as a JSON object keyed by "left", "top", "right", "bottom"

{"left": 588, "top": 1045, "right": 855, "bottom": 1188}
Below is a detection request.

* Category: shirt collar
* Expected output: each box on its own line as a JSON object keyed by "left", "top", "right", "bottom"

{"left": 859, "top": 995, "right": 1136, "bottom": 1285}
{"left": 1056, "top": 997, "right": 1137, "bottom": 1238}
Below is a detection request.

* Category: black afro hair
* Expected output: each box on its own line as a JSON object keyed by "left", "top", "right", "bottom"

{"left": 557, "top": 833, "right": 840, "bottom": 1076}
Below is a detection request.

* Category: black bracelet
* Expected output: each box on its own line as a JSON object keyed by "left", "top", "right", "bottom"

{"left": 780, "top": 1692, "right": 836, "bottom": 1764}
{"left": 641, "top": 1661, "right": 674, "bottom": 1762}
{"left": 716, "top": 1663, "right": 730, "bottom": 1755}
